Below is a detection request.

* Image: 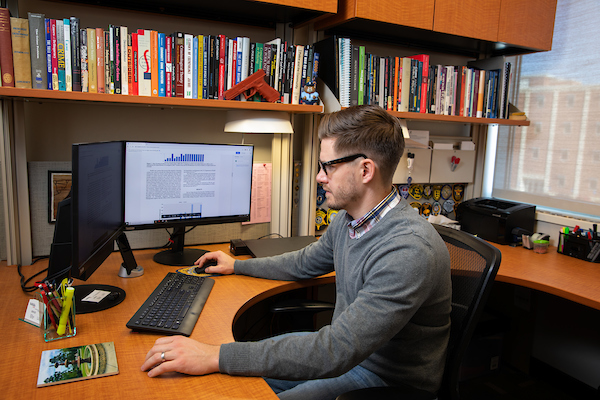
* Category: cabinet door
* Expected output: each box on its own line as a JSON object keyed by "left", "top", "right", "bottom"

{"left": 498, "top": 0, "right": 557, "bottom": 51}
{"left": 434, "top": 0, "right": 501, "bottom": 42}
{"left": 429, "top": 149, "right": 475, "bottom": 184}
{"left": 321, "top": 0, "right": 434, "bottom": 30}
{"left": 392, "top": 148, "right": 432, "bottom": 184}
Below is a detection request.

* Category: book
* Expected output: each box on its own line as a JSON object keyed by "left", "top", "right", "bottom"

{"left": 158, "top": 32, "right": 165, "bottom": 97}
{"left": 95, "top": 28, "right": 104, "bottom": 93}
{"left": 10, "top": 17, "right": 32, "bottom": 88}
{"left": 173, "top": 32, "right": 184, "bottom": 97}
{"left": 120, "top": 26, "right": 128, "bottom": 95}
{"left": 202, "top": 35, "right": 209, "bottom": 99}
{"left": 28, "top": 12, "right": 47, "bottom": 90}
{"left": 184, "top": 33, "right": 193, "bottom": 98}
{"left": 137, "top": 29, "right": 151, "bottom": 96}
{"left": 468, "top": 56, "right": 511, "bottom": 119}
{"left": 56, "top": 19, "right": 65, "bottom": 90}
{"left": 45, "top": 18, "right": 52, "bottom": 89}
{"left": 408, "top": 54, "right": 429, "bottom": 113}
{"left": 291, "top": 44, "right": 304, "bottom": 105}
{"left": 104, "top": 30, "right": 110, "bottom": 93}
{"left": 131, "top": 31, "right": 138, "bottom": 95}
{"left": 114, "top": 25, "right": 121, "bottom": 94}
{"left": 217, "top": 34, "right": 226, "bottom": 100}
{"left": 79, "top": 28, "right": 88, "bottom": 92}
{"left": 252, "top": 42, "right": 263, "bottom": 101}
{"left": 37, "top": 342, "right": 118, "bottom": 387}
{"left": 0, "top": 8, "right": 15, "bottom": 87}
{"left": 164, "top": 34, "right": 171, "bottom": 97}
{"left": 313, "top": 36, "right": 339, "bottom": 100}
{"left": 86, "top": 28, "right": 96, "bottom": 92}
{"left": 357, "top": 45, "right": 365, "bottom": 105}
{"left": 197, "top": 35, "right": 203, "bottom": 99}
{"left": 50, "top": 20, "right": 58, "bottom": 90}
{"left": 150, "top": 30, "right": 158, "bottom": 96}
{"left": 338, "top": 38, "right": 351, "bottom": 107}
{"left": 62, "top": 19, "right": 71, "bottom": 91}
{"left": 70, "top": 17, "right": 80, "bottom": 91}
{"left": 192, "top": 35, "right": 198, "bottom": 98}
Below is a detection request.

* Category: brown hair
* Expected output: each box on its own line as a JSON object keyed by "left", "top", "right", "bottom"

{"left": 318, "top": 105, "right": 405, "bottom": 183}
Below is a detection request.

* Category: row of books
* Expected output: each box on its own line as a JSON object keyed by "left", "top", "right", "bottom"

{"left": 316, "top": 36, "right": 512, "bottom": 119}
{"left": 0, "top": 9, "right": 320, "bottom": 104}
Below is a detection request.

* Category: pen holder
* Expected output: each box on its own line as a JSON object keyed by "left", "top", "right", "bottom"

{"left": 557, "top": 232, "right": 600, "bottom": 263}
{"left": 38, "top": 292, "right": 77, "bottom": 342}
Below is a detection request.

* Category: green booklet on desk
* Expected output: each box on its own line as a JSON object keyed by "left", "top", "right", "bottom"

{"left": 37, "top": 342, "right": 119, "bottom": 387}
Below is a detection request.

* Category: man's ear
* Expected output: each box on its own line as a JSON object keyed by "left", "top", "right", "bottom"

{"left": 360, "top": 159, "right": 376, "bottom": 183}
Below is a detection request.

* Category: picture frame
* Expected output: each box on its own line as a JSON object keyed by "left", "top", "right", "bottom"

{"left": 48, "top": 171, "right": 72, "bottom": 223}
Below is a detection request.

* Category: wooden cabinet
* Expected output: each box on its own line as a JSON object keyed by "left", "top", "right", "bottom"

{"left": 316, "top": 0, "right": 434, "bottom": 31}
{"left": 433, "top": 0, "right": 501, "bottom": 42}
{"left": 315, "top": 0, "right": 557, "bottom": 55}
{"left": 498, "top": 0, "right": 557, "bottom": 51}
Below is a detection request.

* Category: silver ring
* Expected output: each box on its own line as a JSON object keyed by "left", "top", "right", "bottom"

{"left": 160, "top": 352, "right": 166, "bottom": 362}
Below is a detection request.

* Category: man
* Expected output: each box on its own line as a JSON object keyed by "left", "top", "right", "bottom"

{"left": 141, "top": 105, "right": 452, "bottom": 400}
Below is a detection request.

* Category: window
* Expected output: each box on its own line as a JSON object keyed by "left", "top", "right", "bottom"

{"left": 492, "top": 0, "right": 600, "bottom": 219}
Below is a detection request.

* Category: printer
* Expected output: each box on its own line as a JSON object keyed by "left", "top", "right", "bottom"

{"left": 456, "top": 197, "right": 536, "bottom": 245}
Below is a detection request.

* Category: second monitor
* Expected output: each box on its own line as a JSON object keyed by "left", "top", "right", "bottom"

{"left": 123, "top": 141, "right": 254, "bottom": 266}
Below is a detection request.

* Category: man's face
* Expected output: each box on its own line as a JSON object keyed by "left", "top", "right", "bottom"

{"left": 316, "top": 138, "right": 362, "bottom": 213}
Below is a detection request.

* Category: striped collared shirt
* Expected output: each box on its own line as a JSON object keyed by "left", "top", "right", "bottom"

{"left": 347, "top": 186, "right": 401, "bottom": 239}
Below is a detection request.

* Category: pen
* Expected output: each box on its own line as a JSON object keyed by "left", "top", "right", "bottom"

{"left": 39, "top": 290, "right": 58, "bottom": 329}
{"left": 57, "top": 286, "right": 75, "bottom": 336}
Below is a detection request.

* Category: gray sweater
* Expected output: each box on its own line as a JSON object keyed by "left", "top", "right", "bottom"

{"left": 219, "top": 200, "right": 451, "bottom": 393}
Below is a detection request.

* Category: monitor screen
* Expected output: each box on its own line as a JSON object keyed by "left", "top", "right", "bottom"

{"left": 72, "top": 141, "right": 124, "bottom": 281}
{"left": 123, "top": 141, "right": 254, "bottom": 265}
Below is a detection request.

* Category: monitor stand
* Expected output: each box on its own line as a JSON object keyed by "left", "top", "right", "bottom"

{"left": 73, "top": 284, "right": 127, "bottom": 314}
{"left": 75, "top": 233, "right": 143, "bottom": 314}
{"left": 153, "top": 226, "right": 209, "bottom": 266}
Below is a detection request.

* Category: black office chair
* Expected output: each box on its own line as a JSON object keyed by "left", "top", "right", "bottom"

{"left": 336, "top": 224, "right": 502, "bottom": 400}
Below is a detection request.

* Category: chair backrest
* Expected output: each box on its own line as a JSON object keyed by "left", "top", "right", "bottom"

{"left": 433, "top": 224, "right": 502, "bottom": 400}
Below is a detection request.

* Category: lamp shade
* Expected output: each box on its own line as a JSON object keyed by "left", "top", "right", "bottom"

{"left": 223, "top": 110, "right": 294, "bottom": 134}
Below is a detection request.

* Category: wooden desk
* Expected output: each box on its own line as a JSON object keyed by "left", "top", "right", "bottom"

{"left": 2, "top": 242, "right": 598, "bottom": 399}
{"left": 0, "top": 244, "right": 333, "bottom": 400}
{"left": 492, "top": 243, "right": 600, "bottom": 311}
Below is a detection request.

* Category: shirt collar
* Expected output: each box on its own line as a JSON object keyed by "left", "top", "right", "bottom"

{"left": 346, "top": 186, "right": 401, "bottom": 239}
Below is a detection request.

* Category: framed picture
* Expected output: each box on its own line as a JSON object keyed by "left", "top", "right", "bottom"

{"left": 48, "top": 171, "right": 72, "bottom": 223}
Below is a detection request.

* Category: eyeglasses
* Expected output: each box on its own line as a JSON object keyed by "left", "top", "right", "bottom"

{"left": 318, "top": 154, "right": 367, "bottom": 176}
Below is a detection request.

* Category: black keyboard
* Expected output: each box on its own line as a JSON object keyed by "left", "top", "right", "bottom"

{"left": 126, "top": 272, "right": 214, "bottom": 336}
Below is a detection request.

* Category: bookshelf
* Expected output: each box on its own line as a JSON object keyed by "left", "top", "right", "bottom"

{"left": 0, "top": 87, "right": 322, "bottom": 113}
{"left": 0, "top": 0, "right": 332, "bottom": 265}
{"left": 308, "top": 0, "right": 556, "bottom": 235}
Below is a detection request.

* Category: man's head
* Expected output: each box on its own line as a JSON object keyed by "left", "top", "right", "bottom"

{"left": 317, "top": 105, "right": 405, "bottom": 217}
{"left": 318, "top": 105, "right": 405, "bottom": 184}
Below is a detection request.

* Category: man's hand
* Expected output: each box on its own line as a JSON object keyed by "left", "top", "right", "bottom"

{"left": 141, "top": 336, "right": 221, "bottom": 377}
{"left": 194, "top": 251, "right": 236, "bottom": 275}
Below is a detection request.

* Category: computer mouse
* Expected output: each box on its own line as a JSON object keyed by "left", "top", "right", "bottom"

{"left": 194, "top": 259, "right": 218, "bottom": 274}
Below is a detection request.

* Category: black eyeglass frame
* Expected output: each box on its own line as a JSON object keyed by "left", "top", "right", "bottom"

{"left": 318, "top": 153, "right": 367, "bottom": 176}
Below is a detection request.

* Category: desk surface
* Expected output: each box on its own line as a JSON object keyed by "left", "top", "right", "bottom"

{"left": 0, "top": 244, "right": 333, "bottom": 400}
{"left": 2, "top": 242, "right": 599, "bottom": 399}
{"left": 493, "top": 243, "right": 600, "bottom": 311}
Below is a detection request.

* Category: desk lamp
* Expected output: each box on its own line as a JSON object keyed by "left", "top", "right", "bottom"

{"left": 223, "top": 110, "right": 294, "bottom": 134}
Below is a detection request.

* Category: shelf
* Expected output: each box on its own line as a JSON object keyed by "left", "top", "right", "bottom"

{"left": 389, "top": 110, "right": 530, "bottom": 126}
{"left": 0, "top": 87, "right": 322, "bottom": 113}
{"left": 45, "top": 0, "right": 338, "bottom": 28}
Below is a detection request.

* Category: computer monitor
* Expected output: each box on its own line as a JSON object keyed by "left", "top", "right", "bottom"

{"left": 123, "top": 141, "right": 254, "bottom": 266}
{"left": 47, "top": 141, "right": 140, "bottom": 314}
